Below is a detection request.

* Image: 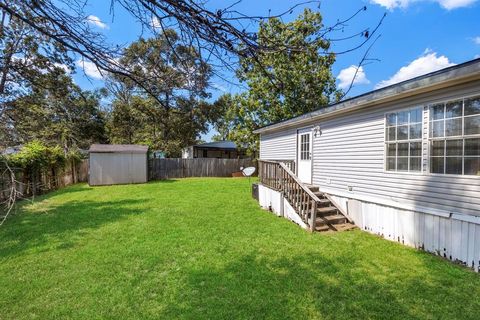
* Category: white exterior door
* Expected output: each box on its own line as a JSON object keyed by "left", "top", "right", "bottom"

{"left": 297, "top": 129, "right": 312, "bottom": 184}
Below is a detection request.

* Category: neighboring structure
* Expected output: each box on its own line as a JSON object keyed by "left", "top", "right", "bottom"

{"left": 150, "top": 150, "right": 166, "bottom": 159}
{"left": 0, "top": 145, "right": 23, "bottom": 156}
{"left": 89, "top": 144, "right": 148, "bottom": 186}
{"left": 182, "top": 141, "right": 249, "bottom": 159}
{"left": 255, "top": 58, "right": 480, "bottom": 271}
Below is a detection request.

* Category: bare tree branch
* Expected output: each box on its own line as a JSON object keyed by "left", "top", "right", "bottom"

{"left": 0, "top": 159, "right": 22, "bottom": 226}
{"left": 0, "top": 0, "right": 386, "bottom": 99}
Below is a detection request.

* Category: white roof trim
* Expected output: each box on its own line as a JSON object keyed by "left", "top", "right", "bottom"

{"left": 254, "top": 58, "right": 480, "bottom": 134}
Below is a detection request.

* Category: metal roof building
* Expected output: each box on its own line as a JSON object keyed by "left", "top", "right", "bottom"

{"left": 181, "top": 141, "right": 249, "bottom": 159}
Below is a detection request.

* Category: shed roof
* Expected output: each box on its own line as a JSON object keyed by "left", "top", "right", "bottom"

{"left": 193, "top": 141, "right": 238, "bottom": 149}
{"left": 254, "top": 57, "right": 480, "bottom": 134}
{"left": 89, "top": 144, "right": 148, "bottom": 154}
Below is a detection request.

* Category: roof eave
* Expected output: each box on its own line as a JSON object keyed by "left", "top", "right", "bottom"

{"left": 254, "top": 60, "right": 480, "bottom": 134}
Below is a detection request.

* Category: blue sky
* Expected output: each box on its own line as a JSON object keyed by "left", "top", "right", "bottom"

{"left": 74, "top": 0, "right": 480, "bottom": 140}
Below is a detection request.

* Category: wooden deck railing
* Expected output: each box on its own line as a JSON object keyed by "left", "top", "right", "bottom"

{"left": 258, "top": 160, "right": 319, "bottom": 231}
{"left": 277, "top": 160, "right": 295, "bottom": 174}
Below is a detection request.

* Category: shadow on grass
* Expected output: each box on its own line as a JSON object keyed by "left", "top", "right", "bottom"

{"left": 45, "top": 183, "right": 94, "bottom": 195}
{"left": 160, "top": 250, "right": 478, "bottom": 319}
{"left": 0, "top": 197, "right": 148, "bottom": 258}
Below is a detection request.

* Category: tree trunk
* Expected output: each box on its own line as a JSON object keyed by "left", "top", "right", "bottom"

{"left": 31, "top": 170, "right": 36, "bottom": 199}
{"left": 71, "top": 160, "right": 76, "bottom": 184}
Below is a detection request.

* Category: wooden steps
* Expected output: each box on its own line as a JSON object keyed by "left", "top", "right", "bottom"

{"left": 257, "top": 160, "right": 355, "bottom": 233}
{"left": 306, "top": 185, "right": 357, "bottom": 233}
{"left": 317, "top": 206, "right": 338, "bottom": 214}
{"left": 317, "top": 214, "right": 346, "bottom": 224}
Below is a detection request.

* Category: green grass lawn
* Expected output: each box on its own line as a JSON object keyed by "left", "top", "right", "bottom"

{"left": 0, "top": 178, "right": 479, "bottom": 319}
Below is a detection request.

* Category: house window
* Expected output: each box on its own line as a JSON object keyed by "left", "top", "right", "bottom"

{"left": 429, "top": 96, "right": 480, "bottom": 175}
{"left": 385, "top": 107, "right": 423, "bottom": 172}
{"left": 300, "top": 133, "right": 310, "bottom": 160}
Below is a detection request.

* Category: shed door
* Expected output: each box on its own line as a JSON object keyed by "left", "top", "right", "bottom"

{"left": 297, "top": 129, "right": 312, "bottom": 184}
{"left": 89, "top": 153, "right": 147, "bottom": 186}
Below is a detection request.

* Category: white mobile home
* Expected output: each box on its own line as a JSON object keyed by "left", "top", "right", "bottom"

{"left": 255, "top": 59, "right": 480, "bottom": 271}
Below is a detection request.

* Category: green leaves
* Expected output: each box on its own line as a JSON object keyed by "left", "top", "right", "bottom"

{"left": 0, "top": 9, "right": 73, "bottom": 99}
{"left": 106, "top": 30, "right": 215, "bottom": 157}
{"left": 3, "top": 72, "right": 107, "bottom": 149}
{"left": 7, "top": 141, "right": 65, "bottom": 170}
{"left": 216, "top": 9, "right": 342, "bottom": 155}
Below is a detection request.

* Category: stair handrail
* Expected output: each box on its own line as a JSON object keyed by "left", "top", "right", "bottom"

{"left": 277, "top": 162, "right": 321, "bottom": 202}
{"left": 258, "top": 160, "right": 319, "bottom": 231}
{"left": 323, "top": 193, "right": 354, "bottom": 224}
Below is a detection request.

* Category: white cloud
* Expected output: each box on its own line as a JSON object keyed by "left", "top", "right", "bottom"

{"left": 337, "top": 65, "right": 370, "bottom": 90}
{"left": 150, "top": 17, "right": 161, "bottom": 29}
{"left": 212, "top": 83, "right": 227, "bottom": 92}
{"left": 438, "top": 0, "right": 477, "bottom": 9}
{"left": 473, "top": 36, "right": 480, "bottom": 45}
{"left": 474, "top": 54, "right": 480, "bottom": 59}
{"left": 370, "top": 0, "right": 410, "bottom": 9}
{"left": 370, "top": 0, "right": 477, "bottom": 10}
{"left": 54, "top": 63, "right": 71, "bottom": 73}
{"left": 375, "top": 50, "right": 455, "bottom": 89}
{"left": 86, "top": 15, "right": 108, "bottom": 29}
{"left": 76, "top": 59, "right": 103, "bottom": 80}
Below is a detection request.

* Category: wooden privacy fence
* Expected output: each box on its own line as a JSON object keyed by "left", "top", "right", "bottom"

{"left": 149, "top": 158, "right": 257, "bottom": 180}
{"left": 0, "top": 160, "right": 88, "bottom": 202}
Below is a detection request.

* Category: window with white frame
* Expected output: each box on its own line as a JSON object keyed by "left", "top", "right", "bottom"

{"left": 300, "top": 133, "right": 310, "bottom": 160}
{"left": 385, "top": 107, "right": 423, "bottom": 172}
{"left": 429, "top": 96, "right": 480, "bottom": 176}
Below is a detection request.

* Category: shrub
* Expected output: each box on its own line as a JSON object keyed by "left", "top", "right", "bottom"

{"left": 7, "top": 141, "right": 65, "bottom": 171}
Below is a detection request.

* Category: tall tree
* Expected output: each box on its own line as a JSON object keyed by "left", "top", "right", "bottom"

{"left": 210, "top": 93, "right": 234, "bottom": 142}
{"left": 106, "top": 30, "right": 215, "bottom": 156}
{"left": 0, "top": 1, "right": 383, "bottom": 105}
{"left": 107, "top": 98, "right": 145, "bottom": 145}
{"left": 0, "top": 7, "right": 72, "bottom": 103}
{"left": 216, "top": 9, "right": 343, "bottom": 154}
{"left": 3, "top": 69, "right": 107, "bottom": 150}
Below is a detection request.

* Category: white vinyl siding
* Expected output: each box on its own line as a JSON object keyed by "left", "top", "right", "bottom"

{"left": 259, "top": 81, "right": 480, "bottom": 217}
{"left": 259, "top": 128, "right": 297, "bottom": 160}
{"left": 310, "top": 82, "right": 480, "bottom": 217}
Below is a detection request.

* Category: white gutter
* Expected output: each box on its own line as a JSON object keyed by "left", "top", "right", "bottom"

{"left": 254, "top": 58, "right": 480, "bottom": 134}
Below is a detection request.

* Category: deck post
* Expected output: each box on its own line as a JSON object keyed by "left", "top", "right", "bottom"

{"left": 309, "top": 200, "right": 317, "bottom": 232}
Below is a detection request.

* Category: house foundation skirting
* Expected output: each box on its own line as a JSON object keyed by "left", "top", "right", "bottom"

{"left": 256, "top": 183, "right": 480, "bottom": 272}
{"left": 330, "top": 194, "right": 480, "bottom": 272}
{"left": 258, "top": 184, "right": 308, "bottom": 230}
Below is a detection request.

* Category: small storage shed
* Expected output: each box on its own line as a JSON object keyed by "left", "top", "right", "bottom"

{"left": 88, "top": 144, "right": 148, "bottom": 186}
